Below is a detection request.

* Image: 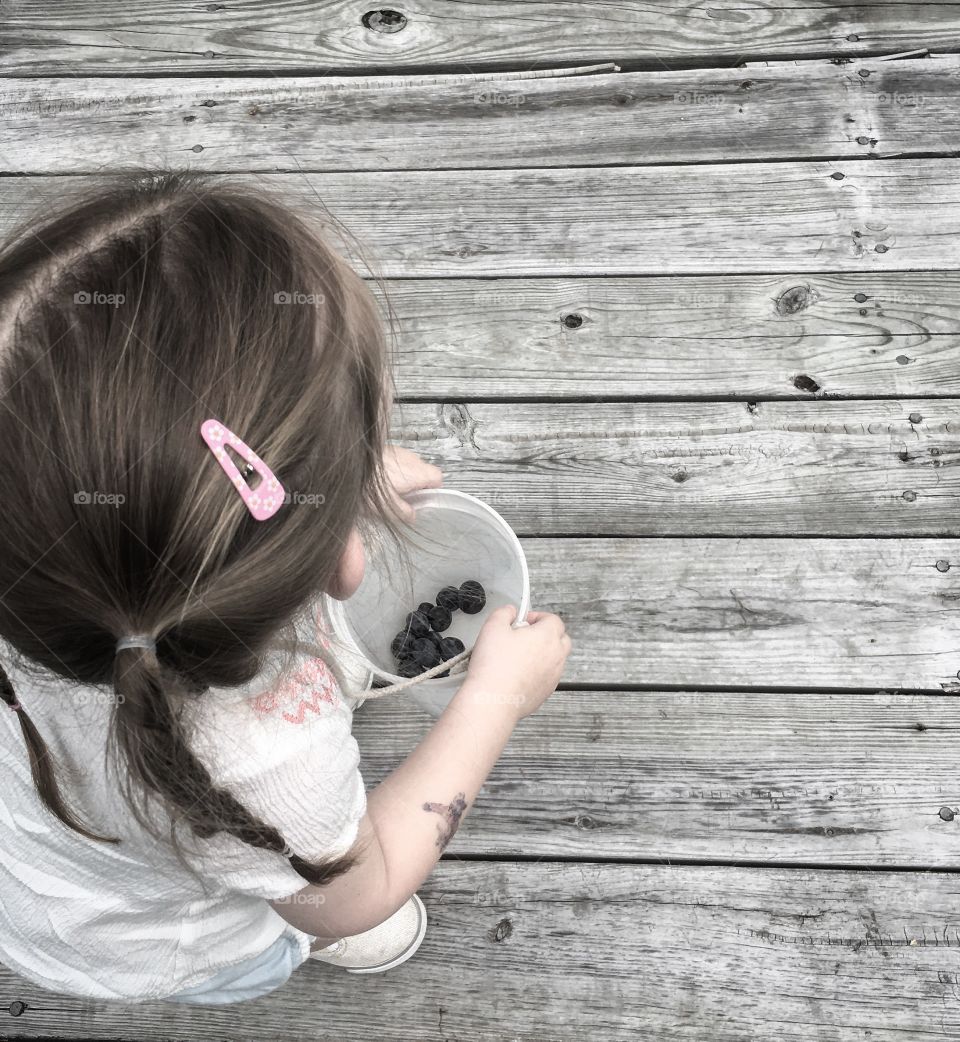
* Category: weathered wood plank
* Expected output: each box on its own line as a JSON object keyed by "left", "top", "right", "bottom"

{"left": 5, "top": 862, "right": 960, "bottom": 1040}
{"left": 512, "top": 538, "right": 960, "bottom": 689}
{"left": 1, "top": 0, "right": 958, "bottom": 74}
{"left": 5, "top": 262, "right": 958, "bottom": 398}
{"left": 1, "top": 56, "right": 954, "bottom": 172}
{"left": 390, "top": 400, "right": 960, "bottom": 535}
{"left": 375, "top": 272, "right": 960, "bottom": 398}
{"left": 1, "top": 161, "right": 953, "bottom": 275}
{"left": 354, "top": 689, "right": 960, "bottom": 866}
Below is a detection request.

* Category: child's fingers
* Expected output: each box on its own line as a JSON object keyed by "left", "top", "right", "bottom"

{"left": 524, "top": 610, "right": 566, "bottom": 631}
{"left": 384, "top": 446, "right": 444, "bottom": 494}
{"left": 419, "top": 461, "right": 444, "bottom": 488}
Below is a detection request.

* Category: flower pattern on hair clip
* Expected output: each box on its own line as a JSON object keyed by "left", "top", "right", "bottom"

{"left": 200, "top": 418, "right": 285, "bottom": 521}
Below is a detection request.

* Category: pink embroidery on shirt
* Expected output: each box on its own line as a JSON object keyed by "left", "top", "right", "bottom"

{"left": 252, "top": 657, "right": 341, "bottom": 725}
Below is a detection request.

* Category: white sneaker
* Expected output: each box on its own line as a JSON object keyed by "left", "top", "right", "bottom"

{"left": 308, "top": 894, "right": 427, "bottom": 974}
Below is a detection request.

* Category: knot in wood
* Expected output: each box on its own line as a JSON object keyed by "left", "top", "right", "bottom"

{"left": 361, "top": 9, "right": 408, "bottom": 32}
{"left": 491, "top": 917, "right": 513, "bottom": 942}
{"left": 775, "top": 284, "right": 817, "bottom": 316}
{"left": 792, "top": 374, "right": 821, "bottom": 393}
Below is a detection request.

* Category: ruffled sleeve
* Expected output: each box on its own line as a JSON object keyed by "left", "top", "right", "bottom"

{"left": 181, "top": 641, "right": 369, "bottom": 901}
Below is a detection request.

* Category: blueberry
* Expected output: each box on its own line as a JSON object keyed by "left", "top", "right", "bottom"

{"left": 426, "top": 604, "right": 452, "bottom": 632}
{"left": 391, "top": 631, "right": 413, "bottom": 659}
{"left": 417, "top": 601, "right": 434, "bottom": 615}
{"left": 410, "top": 637, "right": 442, "bottom": 668}
{"left": 425, "top": 630, "right": 444, "bottom": 653}
{"left": 396, "top": 658, "right": 421, "bottom": 679}
{"left": 403, "top": 610, "right": 431, "bottom": 639}
{"left": 439, "top": 636, "right": 465, "bottom": 660}
{"left": 436, "top": 585, "right": 460, "bottom": 611}
{"left": 458, "top": 579, "right": 486, "bottom": 614}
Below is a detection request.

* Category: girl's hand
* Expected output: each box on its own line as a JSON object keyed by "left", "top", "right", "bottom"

{"left": 382, "top": 445, "right": 443, "bottom": 522}
{"left": 460, "top": 605, "right": 571, "bottom": 724}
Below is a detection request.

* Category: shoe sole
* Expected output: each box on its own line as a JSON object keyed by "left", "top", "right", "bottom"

{"left": 344, "top": 894, "right": 428, "bottom": 974}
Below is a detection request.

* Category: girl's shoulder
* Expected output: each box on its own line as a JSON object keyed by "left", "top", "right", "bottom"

{"left": 180, "top": 603, "right": 367, "bottom": 785}
{"left": 250, "top": 656, "right": 340, "bottom": 722}
{"left": 183, "top": 664, "right": 341, "bottom": 787}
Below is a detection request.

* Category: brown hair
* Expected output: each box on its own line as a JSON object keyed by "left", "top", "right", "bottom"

{"left": 0, "top": 169, "right": 408, "bottom": 888}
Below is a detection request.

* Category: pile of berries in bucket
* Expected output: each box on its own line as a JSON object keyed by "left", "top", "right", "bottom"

{"left": 390, "top": 580, "right": 486, "bottom": 678}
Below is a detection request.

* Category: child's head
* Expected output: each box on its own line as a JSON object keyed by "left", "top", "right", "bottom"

{"left": 0, "top": 170, "right": 406, "bottom": 885}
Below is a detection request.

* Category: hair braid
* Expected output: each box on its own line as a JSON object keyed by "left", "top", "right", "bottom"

{"left": 0, "top": 661, "right": 118, "bottom": 844}
{"left": 111, "top": 647, "right": 363, "bottom": 887}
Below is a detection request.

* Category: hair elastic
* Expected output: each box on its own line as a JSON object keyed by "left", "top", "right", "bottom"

{"left": 6, "top": 700, "right": 22, "bottom": 712}
{"left": 116, "top": 635, "right": 157, "bottom": 654}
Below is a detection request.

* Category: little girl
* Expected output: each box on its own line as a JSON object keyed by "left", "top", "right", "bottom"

{"left": 0, "top": 171, "right": 571, "bottom": 1005}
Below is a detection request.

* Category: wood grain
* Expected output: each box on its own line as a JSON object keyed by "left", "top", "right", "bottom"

{"left": 354, "top": 688, "right": 960, "bottom": 866}
{"left": 1, "top": 0, "right": 958, "bottom": 74}
{"left": 373, "top": 272, "right": 960, "bottom": 398}
{"left": 2, "top": 11, "right": 959, "bottom": 1040}
{"left": 510, "top": 537, "right": 960, "bottom": 689}
{"left": 5, "top": 861, "right": 960, "bottom": 1040}
{"left": 1, "top": 161, "right": 955, "bottom": 275}
{"left": 389, "top": 399, "right": 960, "bottom": 535}
{"left": 0, "top": 56, "right": 955, "bottom": 172}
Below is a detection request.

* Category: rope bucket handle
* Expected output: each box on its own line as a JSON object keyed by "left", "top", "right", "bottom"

{"left": 352, "top": 619, "right": 528, "bottom": 700}
{"left": 359, "top": 647, "right": 474, "bottom": 700}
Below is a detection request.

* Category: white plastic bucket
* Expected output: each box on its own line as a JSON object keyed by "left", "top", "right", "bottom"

{"left": 323, "top": 488, "right": 530, "bottom": 717}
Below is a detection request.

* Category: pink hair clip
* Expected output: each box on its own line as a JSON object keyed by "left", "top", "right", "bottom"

{"left": 200, "top": 419, "right": 286, "bottom": 521}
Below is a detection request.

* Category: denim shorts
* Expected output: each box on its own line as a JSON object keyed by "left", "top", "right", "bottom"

{"left": 164, "top": 929, "right": 310, "bottom": 1005}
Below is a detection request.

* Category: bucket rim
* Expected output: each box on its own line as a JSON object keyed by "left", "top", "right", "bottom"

{"left": 323, "top": 488, "right": 530, "bottom": 687}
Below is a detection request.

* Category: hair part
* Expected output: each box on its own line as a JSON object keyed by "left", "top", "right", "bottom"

{"left": 0, "top": 169, "right": 410, "bottom": 888}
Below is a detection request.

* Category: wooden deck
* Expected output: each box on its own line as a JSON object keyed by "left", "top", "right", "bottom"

{"left": 4, "top": 2, "right": 960, "bottom": 1038}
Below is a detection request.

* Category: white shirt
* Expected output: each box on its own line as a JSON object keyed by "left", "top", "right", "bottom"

{"left": 0, "top": 602, "right": 370, "bottom": 1001}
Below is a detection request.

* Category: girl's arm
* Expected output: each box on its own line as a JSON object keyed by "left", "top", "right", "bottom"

{"left": 268, "top": 675, "right": 516, "bottom": 941}
{"left": 269, "top": 604, "right": 569, "bottom": 941}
